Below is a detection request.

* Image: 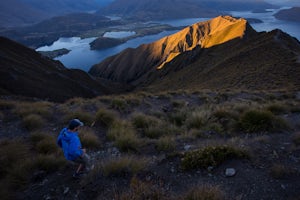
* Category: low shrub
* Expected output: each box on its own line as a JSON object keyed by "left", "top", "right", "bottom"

{"left": 131, "top": 113, "right": 159, "bottom": 129}
{"left": 33, "top": 154, "right": 67, "bottom": 173}
{"left": 181, "top": 146, "right": 248, "bottom": 170}
{"left": 36, "top": 137, "right": 58, "bottom": 154}
{"left": 116, "top": 176, "right": 169, "bottom": 200}
{"left": 0, "top": 100, "right": 16, "bottom": 110}
{"left": 110, "top": 98, "right": 128, "bottom": 112}
{"left": 186, "top": 110, "right": 210, "bottom": 129}
{"left": 100, "top": 156, "right": 149, "bottom": 177}
{"left": 0, "top": 139, "right": 30, "bottom": 177}
{"left": 107, "top": 121, "right": 140, "bottom": 152}
{"left": 95, "top": 108, "right": 118, "bottom": 127}
{"left": 80, "top": 127, "right": 101, "bottom": 149}
{"left": 270, "top": 164, "right": 296, "bottom": 179}
{"left": 14, "top": 101, "right": 53, "bottom": 118}
{"left": 169, "top": 110, "right": 187, "bottom": 127}
{"left": 239, "top": 110, "right": 288, "bottom": 133}
{"left": 22, "top": 114, "right": 45, "bottom": 131}
{"left": 156, "top": 136, "right": 176, "bottom": 152}
{"left": 63, "top": 111, "right": 94, "bottom": 127}
{"left": 182, "top": 184, "right": 225, "bottom": 200}
{"left": 266, "top": 103, "right": 288, "bottom": 115}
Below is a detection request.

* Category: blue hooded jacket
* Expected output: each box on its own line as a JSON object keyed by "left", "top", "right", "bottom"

{"left": 57, "top": 128, "right": 83, "bottom": 161}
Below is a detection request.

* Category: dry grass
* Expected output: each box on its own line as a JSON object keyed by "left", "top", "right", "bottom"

{"left": 101, "top": 156, "right": 149, "bottom": 177}
{"left": 80, "top": 127, "right": 101, "bottom": 149}
{"left": 156, "top": 136, "right": 176, "bottom": 152}
{"left": 269, "top": 164, "right": 297, "bottom": 179}
{"left": 33, "top": 154, "right": 67, "bottom": 173}
{"left": 181, "top": 145, "right": 248, "bottom": 170}
{"left": 181, "top": 185, "right": 225, "bottom": 200}
{"left": 96, "top": 108, "right": 119, "bottom": 127}
{"left": 63, "top": 110, "right": 95, "bottom": 127}
{"left": 107, "top": 120, "right": 141, "bottom": 152}
{"left": 22, "top": 114, "right": 45, "bottom": 131}
{"left": 116, "top": 176, "right": 169, "bottom": 200}
{"left": 13, "top": 101, "right": 53, "bottom": 118}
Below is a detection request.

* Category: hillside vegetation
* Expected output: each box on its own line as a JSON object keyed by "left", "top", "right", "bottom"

{"left": 0, "top": 89, "right": 300, "bottom": 199}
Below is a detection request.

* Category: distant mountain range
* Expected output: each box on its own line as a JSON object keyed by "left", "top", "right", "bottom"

{"left": 0, "top": 0, "right": 112, "bottom": 28}
{"left": 98, "top": 0, "right": 275, "bottom": 20}
{"left": 1, "top": 15, "right": 300, "bottom": 101}
{"left": 90, "top": 16, "right": 300, "bottom": 91}
{"left": 274, "top": 7, "right": 300, "bottom": 22}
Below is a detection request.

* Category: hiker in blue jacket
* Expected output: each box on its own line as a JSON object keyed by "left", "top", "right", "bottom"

{"left": 57, "top": 118, "right": 90, "bottom": 178}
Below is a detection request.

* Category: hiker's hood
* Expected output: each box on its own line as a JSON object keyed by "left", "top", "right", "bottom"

{"left": 60, "top": 128, "right": 72, "bottom": 142}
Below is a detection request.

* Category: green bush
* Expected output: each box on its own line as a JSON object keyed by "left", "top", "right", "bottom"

{"left": 239, "top": 110, "right": 288, "bottom": 133}
{"left": 22, "top": 114, "right": 45, "bottom": 131}
{"left": 183, "top": 185, "right": 225, "bottom": 200}
{"left": 181, "top": 146, "right": 248, "bottom": 170}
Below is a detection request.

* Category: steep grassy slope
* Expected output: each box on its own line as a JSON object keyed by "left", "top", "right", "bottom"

{"left": 0, "top": 36, "right": 110, "bottom": 102}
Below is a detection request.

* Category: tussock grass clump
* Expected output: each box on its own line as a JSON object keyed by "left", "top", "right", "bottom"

{"left": 0, "top": 100, "right": 16, "bottom": 110}
{"left": 266, "top": 103, "right": 289, "bottom": 114}
{"left": 182, "top": 185, "right": 225, "bottom": 200}
{"left": 116, "top": 176, "right": 169, "bottom": 200}
{"left": 63, "top": 110, "right": 94, "bottom": 127}
{"left": 102, "top": 156, "right": 149, "bottom": 177}
{"left": 186, "top": 109, "right": 210, "bottom": 129}
{"left": 30, "top": 131, "right": 60, "bottom": 154}
{"left": 36, "top": 136, "right": 58, "bottom": 155}
{"left": 13, "top": 101, "right": 53, "bottom": 118}
{"left": 110, "top": 98, "right": 129, "bottom": 112}
{"left": 108, "top": 121, "right": 140, "bottom": 152}
{"left": 22, "top": 114, "right": 45, "bottom": 131}
{"left": 33, "top": 154, "right": 67, "bottom": 173}
{"left": 0, "top": 139, "right": 30, "bottom": 176}
{"left": 156, "top": 136, "right": 176, "bottom": 152}
{"left": 239, "top": 110, "right": 289, "bottom": 133}
{"left": 181, "top": 146, "right": 248, "bottom": 170}
{"left": 131, "top": 113, "right": 159, "bottom": 129}
{"left": 80, "top": 127, "right": 101, "bottom": 149}
{"left": 168, "top": 110, "right": 187, "bottom": 126}
{"left": 270, "top": 164, "right": 296, "bottom": 179}
{"left": 96, "top": 108, "right": 118, "bottom": 127}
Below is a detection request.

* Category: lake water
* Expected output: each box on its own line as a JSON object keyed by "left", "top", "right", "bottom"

{"left": 37, "top": 7, "right": 300, "bottom": 71}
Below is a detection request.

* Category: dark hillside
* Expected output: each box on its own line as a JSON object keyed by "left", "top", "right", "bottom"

{"left": 0, "top": 36, "right": 110, "bottom": 102}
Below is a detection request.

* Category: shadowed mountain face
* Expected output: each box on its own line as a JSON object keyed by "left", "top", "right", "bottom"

{"left": 98, "top": 0, "right": 274, "bottom": 20}
{"left": 0, "top": 37, "right": 110, "bottom": 102}
{"left": 274, "top": 7, "right": 300, "bottom": 22}
{"left": 90, "top": 16, "right": 300, "bottom": 91}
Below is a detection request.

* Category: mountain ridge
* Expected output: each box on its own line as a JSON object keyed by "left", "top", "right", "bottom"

{"left": 90, "top": 16, "right": 300, "bottom": 91}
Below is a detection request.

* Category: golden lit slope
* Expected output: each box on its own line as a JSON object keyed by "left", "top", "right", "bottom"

{"left": 89, "top": 16, "right": 254, "bottom": 83}
{"left": 156, "top": 16, "right": 247, "bottom": 69}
